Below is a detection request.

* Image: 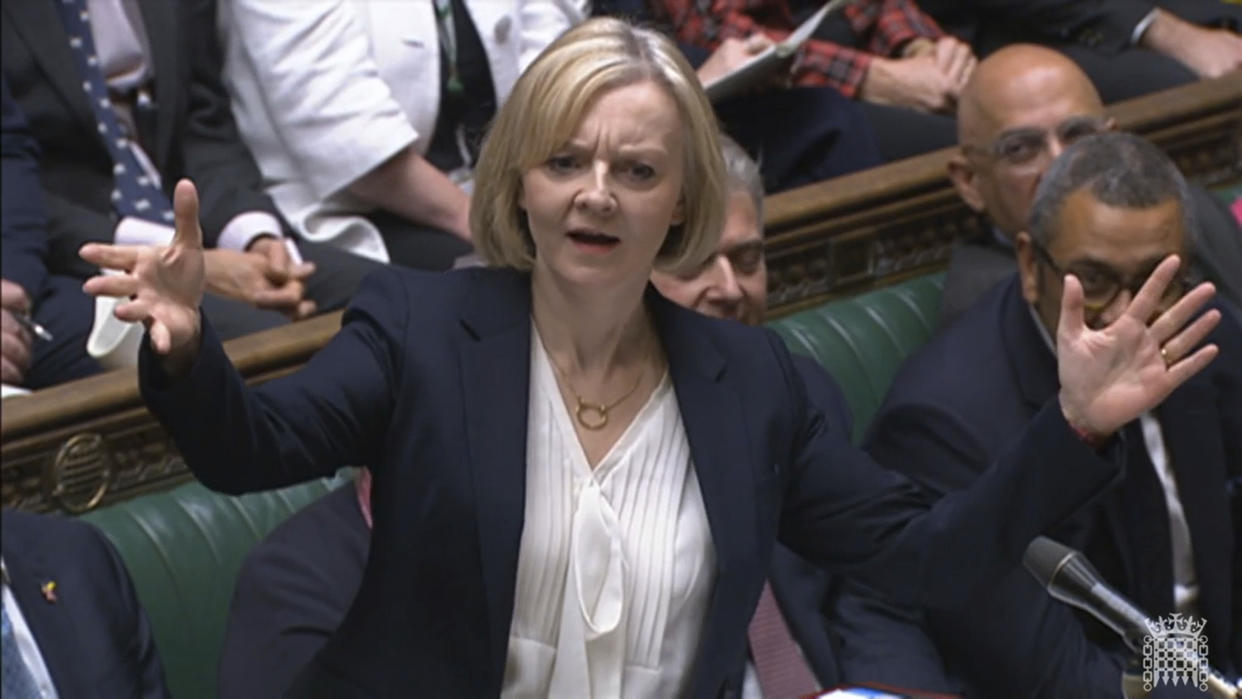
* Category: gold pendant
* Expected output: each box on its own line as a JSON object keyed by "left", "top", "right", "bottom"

{"left": 576, "top": 400, "right": 609, "bottom": 430}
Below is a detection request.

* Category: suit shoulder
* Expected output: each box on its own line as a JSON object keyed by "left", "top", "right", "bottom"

{"left": 1, "top": 510, "right": 120, "bottom": 571}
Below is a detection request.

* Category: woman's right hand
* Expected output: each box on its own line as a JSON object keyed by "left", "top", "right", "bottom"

{"left": 80, "top": 179, "right": 206, "bottom": 374}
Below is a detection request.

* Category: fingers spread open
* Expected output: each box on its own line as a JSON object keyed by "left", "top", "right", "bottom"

{"left": 172, "top": 179, "right": 205, "bottom": 250}
{"left": 113, "top": 299, "right": 153, "bottom": 324}
{"left": 80, "top": 243, "right": 141, "bottom": 272}
{"left": 1165, "top": 343, "right": 1219, "bottom": 388}
{"left": 1148, "top": 281, "right": 1216, "bottom": 344}
{"left": 148, "top": 321, "right": 171, "bottom": 355}
{"left": 1159, "top": 308, "right": 1221, "bottom": 365}
{"left": 1057, "top": 274, "right": 1086, "bottom": 342}
{"left": 1123, "top": 254, "right": 1181, "bottom": 324}
{"left": 83, "top": 273, "right": 140, "bottom": 299}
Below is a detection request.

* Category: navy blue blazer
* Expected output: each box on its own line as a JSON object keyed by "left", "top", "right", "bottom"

{"left": 859, "top": 277, "right": 1242, "bottom": 696}
{"left": 140, "top": 266, "right": 1122, "bottom": 697}
{"left": 0, "top": 510, "right": 169, "bottom": 698}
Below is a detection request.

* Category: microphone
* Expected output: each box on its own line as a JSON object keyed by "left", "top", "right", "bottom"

{"left": 1023, "top": 536, "right": 1240, "bottom": 698}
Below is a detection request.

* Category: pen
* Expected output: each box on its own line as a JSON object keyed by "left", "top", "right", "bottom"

{"left": 14, "top": 313, "right": 54, "bottom": 342}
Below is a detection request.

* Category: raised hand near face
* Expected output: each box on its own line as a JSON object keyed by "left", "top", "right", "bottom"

{"left": 81, "top": 179, "right": 205, "bottom": 374}
{"left": 1056, "top": 255, "right": 1220, "bottom": 440}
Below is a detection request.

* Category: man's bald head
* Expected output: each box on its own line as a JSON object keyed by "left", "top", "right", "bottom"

{"left": 948, "top": 44, "right": 1113, "bottom": 238}
{"left": 957, "top": 45, "right": 1102, "bottom": 145}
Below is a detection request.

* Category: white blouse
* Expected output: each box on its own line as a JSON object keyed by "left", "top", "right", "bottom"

{"left": 501, "top": 329, "right": 716, "bottom": 698}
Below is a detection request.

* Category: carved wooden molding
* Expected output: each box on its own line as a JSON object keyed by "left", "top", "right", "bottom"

{"left": 764, "top": 72, "right": 1242, "bottom": 317}
{"left": 3, "top": 74, "right": 1239, "bottom": 513}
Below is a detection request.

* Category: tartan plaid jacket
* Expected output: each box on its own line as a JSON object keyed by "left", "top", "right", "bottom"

{"left": 654, "top": 0, "right": 945, "bottom": 97}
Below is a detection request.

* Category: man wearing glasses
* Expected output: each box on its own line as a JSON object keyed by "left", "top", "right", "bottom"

{"left": 832, "top": 131, "right": 1242, "bottom": 695}
{"left": 936, "top": 43, "right": 1242, "bottom": 326}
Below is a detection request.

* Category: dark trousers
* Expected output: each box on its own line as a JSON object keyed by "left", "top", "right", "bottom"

{"left": 715, "top": 87, "right": 885, "bottom": 192}
{"left": 368, "top": 212, "right": 474, "bottom": 272}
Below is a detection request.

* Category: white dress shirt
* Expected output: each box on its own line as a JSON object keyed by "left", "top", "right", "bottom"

{"left": 502, "top": 327, "right": 716, "bottom": 697}
{"left": 1028, "top": 306, "right": 1200, "bottom": 610}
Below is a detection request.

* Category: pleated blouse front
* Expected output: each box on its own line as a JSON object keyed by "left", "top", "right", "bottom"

{"left": 501, "top": 328, "right": 716, "bottom": 698}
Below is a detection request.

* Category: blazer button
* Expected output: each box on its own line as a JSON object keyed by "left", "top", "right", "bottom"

{"left": 495, "top": 16, "right": 512, "bottom": 43}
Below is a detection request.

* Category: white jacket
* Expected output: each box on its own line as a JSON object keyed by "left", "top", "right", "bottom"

{"left": 218, "top": 0, "right": 586, "bottom": 261}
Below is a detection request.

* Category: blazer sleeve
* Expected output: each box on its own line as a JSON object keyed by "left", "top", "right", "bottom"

{"left": 219, "top": 0, "right": 418, "bottom": 201}
{"left": 0, "top": 75, "right": 49, "bottom": 298}
{"left": 180, "top": 0, "right": 287, "bottom": 246}
{"left": 858, "top": 399, "right": 1128, "bottom": 695}
{"left": 139, "top": 268, "right": 407, "bottom": 494}
{"left": 766, "top": 330, "right": 1122, "bottom": 613}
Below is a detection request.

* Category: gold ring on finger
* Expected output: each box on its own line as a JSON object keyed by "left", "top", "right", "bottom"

{"left": 1160, "top": 345, "right": 1172, "bottom": 368}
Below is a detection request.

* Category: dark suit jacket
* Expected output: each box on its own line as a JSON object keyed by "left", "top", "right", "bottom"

{"left": 1, "top": 75, "right": 48, "bottom": 299}
{"left": 861, "top": 277, "right": 1242, "bottom": 696}
{"left": 0, "top": 0, "right": 284, "bottom": 279}
{"left": 938, "top": 186, "right": 1242, "bottom": 328}
{"left": 1, "top": 509, "right": 169, "bottom": 698}
{"left": 140, "top": 266, "right": 1122, "bottom": 697}
{"left": 220, "top": 357, "right": 857, "bottom": 698}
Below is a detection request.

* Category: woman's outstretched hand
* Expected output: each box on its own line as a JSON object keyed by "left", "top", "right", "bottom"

{"left": 1056, "top": 254, "right": 1220, "bottom": 441}
{"left": 81, "top": 179, "right": 206, "bottom": 374}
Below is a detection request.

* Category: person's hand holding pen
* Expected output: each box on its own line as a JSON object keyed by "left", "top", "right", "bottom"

{"left": 1, "top": 278, "right": 37, "bottom": 385}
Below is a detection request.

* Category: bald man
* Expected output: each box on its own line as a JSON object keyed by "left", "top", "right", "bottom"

{"left": 937, "top": 44, "right": 1242, "bottom": 326}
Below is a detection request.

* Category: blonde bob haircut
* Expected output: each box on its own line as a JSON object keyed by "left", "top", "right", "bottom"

{"left": 472, "top": 17, "right": 727, "bottom": 274}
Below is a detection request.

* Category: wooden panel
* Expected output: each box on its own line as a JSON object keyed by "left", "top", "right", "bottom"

{"left": 4, "top": 74, "right": 1239, "bottom": 513}
{"left": 764, "top": 72, "right": 1242, "bottom": 317}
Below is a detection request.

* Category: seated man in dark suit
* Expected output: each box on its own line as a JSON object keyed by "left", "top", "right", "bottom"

{"left": 0, "top": 0, "right": 383, "bottom": 344}
{"left": 218, "top": 137, "right": 952, "bottom": 698}
{"left": 836, "top": 132, "right": 1242, "bottom": 696}
{"left": 937, "top": 44, "right": 1242, "bottom": 327}
{"left": 2, "top": 509, "right": 169, "bottom": 697}
{"left": 2, "top": 76, "right": 100, "bottom": 389}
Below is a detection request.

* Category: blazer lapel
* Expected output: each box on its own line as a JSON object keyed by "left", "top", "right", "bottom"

{"left": 650, "top": 290, "right": 759, "bottom": 695}
{"left": 459, "top": 269, "right": 533, "bottom": 685}
{"left": 1155, "top": 379, "right": 1234, "bottom": 654}
{"left": 136, "top": 0, "right": 178, "bottom": 170}
{"left": 1, "top": 1, "right": 96, "bottom": 134}
{"left": 3, "top": 544, "right": 88, "bottom": 698}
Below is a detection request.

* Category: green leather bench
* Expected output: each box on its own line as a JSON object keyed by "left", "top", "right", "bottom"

{"left": 76, "top": 272, "right": 945, "bottom": 698}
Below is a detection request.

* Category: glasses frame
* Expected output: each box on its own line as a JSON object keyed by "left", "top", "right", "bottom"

{"left": 1030, "top": 241, "right": 1197, "bottom": 321}
{"left": 962, "top": 116, "right": 1112, "bottom": 170}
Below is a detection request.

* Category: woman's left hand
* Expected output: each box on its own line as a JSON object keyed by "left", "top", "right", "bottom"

{"left": 1056, "top": 254, "right": 1220, "bottom": 441}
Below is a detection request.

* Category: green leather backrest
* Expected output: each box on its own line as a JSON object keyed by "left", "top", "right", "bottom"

{"left": 767, "top": 274, "right": 944, "bottom": 443}
{"left": 80, "top": 475, "right": 347, "bottom": 699}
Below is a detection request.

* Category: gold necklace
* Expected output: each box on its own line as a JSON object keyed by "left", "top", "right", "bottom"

{"left": 548, "top": 345, "right": 648, "bottom": 431}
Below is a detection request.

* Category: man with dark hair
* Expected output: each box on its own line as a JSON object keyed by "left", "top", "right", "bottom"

{"left": 937, "top": 44, "right": 1242, "bottom": 326}
{"left": 835, "top": 132, "right": 1242, "bottom": 696}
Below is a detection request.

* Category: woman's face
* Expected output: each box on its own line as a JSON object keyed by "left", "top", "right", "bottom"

{"left": 520, "top": 80, "right": 686, "bottom": 292}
